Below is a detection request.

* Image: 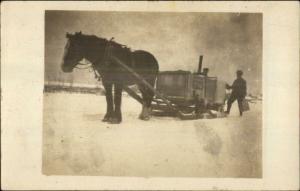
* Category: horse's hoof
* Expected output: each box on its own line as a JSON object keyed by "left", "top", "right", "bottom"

{"left": 108, "top": 118, "right": 122, "bottom": 124}
{"left": 102, "top": 118, "right": 109, "bottom": 122}
{"left": 109, "top": 121, "right": 121, "bottom": 124}
{"left": 102, "top": 116, "right": 113, "bottom": 122}
{"left": 102, "top": 113, "right": 113, "bottom": 122}
{"left": 143, "top": 116, "right": 150, "bottom": 121}
{"left": 139, "top": 115, "right": 150, "bottom": 121}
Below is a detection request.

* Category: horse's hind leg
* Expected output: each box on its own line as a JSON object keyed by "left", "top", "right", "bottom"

{"left": 110, "top": 83, "right": 123, "bottom": 124}
{"left": 138, "top": 78, "right": 155, "bottom": 120}
{"left": 102, "top": 83, "right": 113, "bottom": 122}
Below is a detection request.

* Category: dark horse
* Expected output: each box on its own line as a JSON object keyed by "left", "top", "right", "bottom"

{"left": 61, "top": 32, "right": 159, "bottom": 124}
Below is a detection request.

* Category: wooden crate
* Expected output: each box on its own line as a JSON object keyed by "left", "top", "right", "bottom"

{"left": 156, "top": 71, "right": 194, "bottom": 103}
{"left": 155, "top": 70, "right": 226, "bottom": 109}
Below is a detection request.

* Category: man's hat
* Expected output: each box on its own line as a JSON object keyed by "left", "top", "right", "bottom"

{"left": 236, "top": 70, "right": 243, "bottom": 75}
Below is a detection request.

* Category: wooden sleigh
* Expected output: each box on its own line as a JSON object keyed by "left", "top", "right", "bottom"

{"left": 111, "top": 55, "right": 227, "bottom": 120}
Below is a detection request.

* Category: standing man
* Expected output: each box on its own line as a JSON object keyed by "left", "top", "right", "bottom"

{"left": 225, "top": 70, "right": 247, "bottom": 116}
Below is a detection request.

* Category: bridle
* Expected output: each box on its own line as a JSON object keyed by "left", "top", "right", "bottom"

{"left": 73, "top": 37, "right": 115, "bottom": 81}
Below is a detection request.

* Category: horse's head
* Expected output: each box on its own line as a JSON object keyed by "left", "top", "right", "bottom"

{"left": 61, "top": 32, "right": 85, "bottom": 73}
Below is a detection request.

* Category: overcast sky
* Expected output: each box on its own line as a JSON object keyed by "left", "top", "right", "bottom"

{"left": 45, "top": 11, "right": 262, "bottom": 94}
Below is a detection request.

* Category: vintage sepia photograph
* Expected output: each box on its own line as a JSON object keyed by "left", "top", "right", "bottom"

{"left": 42, "top": 10, "right": 263, "bottom": 178}
{"left": 42, "top": 10, "right": 262, "bottom": 177}
{"left": 2, "top": 1, "right": 300, "bottom": 190}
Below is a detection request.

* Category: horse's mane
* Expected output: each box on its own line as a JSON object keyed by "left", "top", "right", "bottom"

{"left": 81, "top": 34, "right": 131, "bottom": 52}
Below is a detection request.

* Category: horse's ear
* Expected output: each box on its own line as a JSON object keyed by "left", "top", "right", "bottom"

{"left": 79, "top": 31, "right": 82, "bottom": 35}
{"left": 66, "top": 32, "right": 71, "bottom": 38}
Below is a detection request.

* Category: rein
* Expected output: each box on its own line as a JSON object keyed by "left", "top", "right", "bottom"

{"left": 75, "top": 61, "right": 101, "bottom": 81}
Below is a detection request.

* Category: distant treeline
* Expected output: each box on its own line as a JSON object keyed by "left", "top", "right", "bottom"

{"left": 44, "top": 81, "right": 140, "bottom": 95}
{"left": 44, "top": 84, "right": 105, "bottom": 95}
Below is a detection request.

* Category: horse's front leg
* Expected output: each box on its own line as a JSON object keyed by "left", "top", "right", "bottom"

{"left": 102, "top": 82, "right": 114, "bottom": 122}
{"left": 110, "top": 83, "right": 123, "bottom": 124}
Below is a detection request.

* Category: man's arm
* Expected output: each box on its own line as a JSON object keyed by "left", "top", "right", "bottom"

{"left": 242, "top": 80, "right": 247, "bottom": 97}
{"left": 226, "top": 80, "right": 237, "bottom": 89}
{"left": 226, "top": 83, "right": 232, "bottom": 89}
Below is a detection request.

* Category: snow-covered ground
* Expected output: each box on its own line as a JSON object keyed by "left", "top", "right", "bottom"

{"left": 43, "top": 92, "right": 262, "bottom": 177}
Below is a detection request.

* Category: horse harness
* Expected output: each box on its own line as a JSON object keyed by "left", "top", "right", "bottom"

{"left": 102, "top": 38, "right": 136, "bottom": 68}
{"left": 75, "top": 38, "right": 135, "bottom": 82}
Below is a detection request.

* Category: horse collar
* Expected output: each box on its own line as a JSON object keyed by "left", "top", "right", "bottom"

{"left": 102, "top": 40, "right": 114, "bottom": 66}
